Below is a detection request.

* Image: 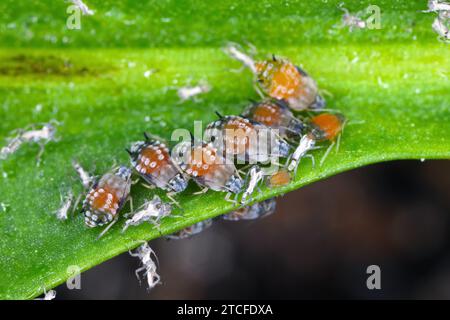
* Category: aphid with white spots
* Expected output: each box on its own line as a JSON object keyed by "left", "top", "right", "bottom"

{"left": 82, "top": 166, "right": 132, "bottom": 232}
{"left": 177, "top": 81, "right": 211, "bottom": 102}
{"left": 240, "top": 165, "right": 265, "bottom": 205}
{"left": 122, "top": 195, "right": 172, "bottom": 232}
{"left": 165, "top": 219, "right": 213, "bottom": 240}
{"left": 222, "top": 198, "right": 277, "bottom": 221}
{"left": 127, "top": 133, "right": 189, "bottom": 195}
{"left": 223, "top": 44, "right": 325, "bottom": 111}
{"left": 288, "top": 113, "right": 346, "bottom": 175}
{"left": 0, "top": 120, "right": 59, "bottom": 164}
{"left": 70, "top": 0, "right": 94, "bottom": 15}
{"left": 204, "top": 113, "right": 291, "bottom": 164}
{"left": 242, "top": 99, "right": 305, "bottom": 138}
{"left": 129, "top": 242, "right": 161, "bottom": 291}
{"left": 173, "top": 141, "right": 244, "bottom": 202}
{"left": 55, "top": 190, "right": 74, "bottom": 221}
{"left": 255, "top": 56, "right": 325, "bottom": 111}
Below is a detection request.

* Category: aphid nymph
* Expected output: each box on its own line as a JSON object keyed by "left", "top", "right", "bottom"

{"left": 173, "top": 141, "right": 244, "bottom": 202}
{"left": 254, "top": 57, "right": 325, "bottom": 111}
{"left": 127, "top": 134, "right": 188, "bottom": 194}
{"left": 82, "top": 166, "right": 132, "bottom": 231}
{"left": 204, "top": 114, "right": 291, "bottom": 163}
{"left": 242, "top": 99, "right": 305, "bottom": 138}
{"left": 288, "top": 113, "right": 346, "bottom": 174}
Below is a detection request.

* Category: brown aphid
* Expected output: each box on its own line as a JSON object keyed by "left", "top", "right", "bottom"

{"left": 173, "top": 141, "right": 244, "bottom": 197}
{"left": 204, "top": 113, "right": 290, "bottom": 163}
{"left": 82, "top": 166, "right": 132, "bottom": 228}
{"left": 255, "top": 56, "right": 325, "bottom": 111}
{"left": 127, "top": 134, "right": 188, "bottom": 193}
{"left": 242, "top": 99, "right": 305, "bottom": 138}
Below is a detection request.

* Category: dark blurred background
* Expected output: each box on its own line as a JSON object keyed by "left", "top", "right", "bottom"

{"left": 56, "top": 160, "right": 450, "bottom": 299}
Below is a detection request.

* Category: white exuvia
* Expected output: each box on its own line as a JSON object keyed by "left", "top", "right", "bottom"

{"left": 177, "top": 82, "right": 211, "bottom": 102}
{"left": 72, "top": 160, "right": 93, "bottom": 189}
{"left": 0, "top": 120, "right": 59, "bottom": 164}
{"left": 122, "top": 195, "right": 172, "bottom": 232}
{"left": 129, "top": 243, "right": 161, "bottom": 290}
{"left": 55, "top": 191, "right": 74, "bottom": 221}
{"left": 222, "top": 43, "right": 257, "bottom": 73}
{"left": 70, "top": 0, "right": 94, "bottom": 15}
{"left": 240, "top": 165, "right": 265, "bottom": 204}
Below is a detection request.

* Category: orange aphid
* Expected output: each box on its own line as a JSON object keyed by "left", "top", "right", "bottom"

{"left": 310, "top": 113, "right": 345, "bottom": 141}
{"left": 187, "top": 145, "right": 219, "bottom": 177}
{"left": 269, "top": 169, "right": 291, "bottom": 187}
{"left": 251, "top": 102, "right": 283, "bottom": 127}
{"left": 138, "top": 144, "right": 170, "bottom": 174}
{"left": 255, "top": 57, "right": 325, "bottom": 111}
{"left": 88, "top": 187, "right": 119, "bottom": 215}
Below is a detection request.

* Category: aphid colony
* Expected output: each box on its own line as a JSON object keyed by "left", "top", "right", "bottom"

{"left": 80, "top": 48, "right": 342, "bottom": 247}
{"left": 17, "top": 46, "right": 347, "bottom": 296}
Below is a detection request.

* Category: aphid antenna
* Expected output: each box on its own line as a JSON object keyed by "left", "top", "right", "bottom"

{"left": 319, "top": 141, "right": 335, "bottom": 167}
{"left": 96, "top": 216, "right": 119, "bottom": 240}
{"left": 224, "top": 192, "right": 238, "bottom": 204}
{"left": 214, "top": 111, "right": 224, "bottom": 119}
{"left": 192, "top": 186, "right": 210, "bottom": 195}
{"left": 125, "top": 148, "right": 133, "bottom": 155}
{"left": 166, "top": 192, "right": 181, "bottom": 209}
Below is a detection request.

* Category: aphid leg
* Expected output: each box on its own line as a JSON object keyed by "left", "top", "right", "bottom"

{"left": 224, "top": 192, "right": 237, "bottom": 204}
{"left": 229, "top": 65, "right": 246, "bottom": 73}
{"left": 35, "top": 142, "right": 47, "bottom": 166}
{"left": 335, "top": 133, "right": 342, "bottom": 154}
{"left": 253, "top": 82, "right": 265, "bottom": 98}
{"left": 96, "top": 215, "right": 119, "bottom": 240}
{"left": 319, "top": 89, "right": 334, "bottom": 98}
{"left": 141, "top": 183, "right": 156, "bottom": 190}
{"left": 132, "top": 178, "right": 140, "bottom": 185}
{"left": 292, "top": 159, "right": 300, "bottom": 178}
{"left": 319, "top": 141, "right": 336, "bottom": 167}
{"left": 134, "top": 266, "right": 146, "bottom": 285}
{"left": 129, "top": 196, "right": 134, "bottom": 214}
{"left": 193, "top": 186, "right": 209, "bottom": 195}
{"left": 166, "top": 192, "right": 181, "bottom": 209}
{"left": 71, "top": 194, "right": 83, "bottom": 215}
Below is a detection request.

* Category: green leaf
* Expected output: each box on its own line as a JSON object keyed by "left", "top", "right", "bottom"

{"left": 0, "top": 0, "right": 449, "bottom": 299}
